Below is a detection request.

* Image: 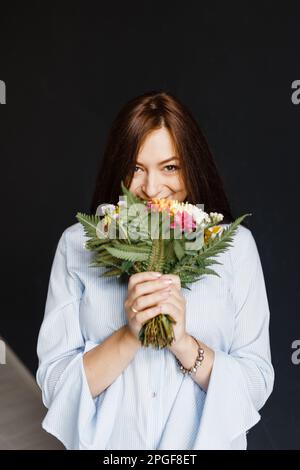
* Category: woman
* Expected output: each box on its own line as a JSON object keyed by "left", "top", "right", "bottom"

{"left": 36, "top": 90, "right": 274, "bottom": 450}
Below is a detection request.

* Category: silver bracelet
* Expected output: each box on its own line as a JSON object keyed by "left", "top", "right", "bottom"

{"left": 176, "top": 335, "right": 204, "bottom": 376}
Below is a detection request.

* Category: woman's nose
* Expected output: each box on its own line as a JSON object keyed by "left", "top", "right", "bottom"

{"left": 142, "top": 176, "right": 162, "bottom": 199}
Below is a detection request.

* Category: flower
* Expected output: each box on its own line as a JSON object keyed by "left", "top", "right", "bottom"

{"left": 170, "top": 210, "right": 197, "bottom": 233}
{"left": 204, "top": 225, "right": 223, "bottom": 243}
{"left": 146, "top": 198, "right": 176, "bottom": 215}
{"left": 187, "top": 205, "right": 210, "bottom": 226}
{"left": 209, "top": 212, "right": 224, "bottom": 223}
{"left": 98, "top": 204, "right": 117, "bottom": 216}
{"left": 76, "top": 180, "right": 252, "bottom": 349}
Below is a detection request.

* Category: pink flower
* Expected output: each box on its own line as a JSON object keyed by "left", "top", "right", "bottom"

{"left": 170, "top": 210, "right": 196, "bottom": 233}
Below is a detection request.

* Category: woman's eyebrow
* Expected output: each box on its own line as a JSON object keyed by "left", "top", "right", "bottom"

{"left": 136, "top": 156, "right": 179, "bottom": 166}
{"left": 159, "top": 156, "right": 179, "bottom": 165}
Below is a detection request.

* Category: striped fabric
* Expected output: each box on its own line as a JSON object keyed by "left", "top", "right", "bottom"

{"left": 36, "top": 221, "right": 274, "bottom": 450}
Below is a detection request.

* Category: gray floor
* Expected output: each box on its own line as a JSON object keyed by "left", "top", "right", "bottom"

{"left": 0, "top": 337, "right": 64, "bottom": 450}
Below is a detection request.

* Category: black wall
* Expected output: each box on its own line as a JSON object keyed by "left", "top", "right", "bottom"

{"left": 1, "top": 1, "right": 299, "bottom": 450}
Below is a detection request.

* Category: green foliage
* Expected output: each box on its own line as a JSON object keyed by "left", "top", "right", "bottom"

{"left": 76, "top": 212, "right": 101, "bottom": 238}
{"left": 120, "top": 180, "right": 144, "bottom": 207}
{"left": 77, "top": 204, "right": 251, "bottom": 292}
{"left": 173, "top": 239, "right": 185, "bottom": 261}
{"left": 76, "top": 201, "right": 252, "bottom": 348}
{"left": 104, "top": 244, "right": 150, "bottom": 262}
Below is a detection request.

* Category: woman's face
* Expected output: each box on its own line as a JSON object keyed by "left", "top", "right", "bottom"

{"left": 128, "top": 127, "right": 188, "bottom": 202}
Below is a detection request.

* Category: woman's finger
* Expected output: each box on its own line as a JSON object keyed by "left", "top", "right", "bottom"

{"left": 128, "top": 271, "right": 163, "bottom": 291}
{"left": 157, "top": 302, "right": 180, "bottom": 321}
{"left": 132, "top": 287, "right": 172, "bottom": 312}
{"left": 130, "top": 276, "right": 173, "bottom": 303}
{"left": 158, "top": 284, "right": 186, "bottom": 308}
{"left": 161, "top": 274, "right": 181, "bottom": 291}
{"left": 136, "top": 305, "right": 164, "bottom": 326}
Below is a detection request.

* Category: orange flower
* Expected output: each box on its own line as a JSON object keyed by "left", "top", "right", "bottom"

{"left": 147, "top": 198, "right": 176, "bottom": 216}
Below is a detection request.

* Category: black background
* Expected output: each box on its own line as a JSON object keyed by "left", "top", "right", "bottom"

{"left": 1, "top": 1, "right": 300, "bottom": 449}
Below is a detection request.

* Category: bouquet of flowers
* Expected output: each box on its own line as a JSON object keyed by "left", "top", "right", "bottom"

{"left": 76, "top": 181, "right": 251, "bottom": 349}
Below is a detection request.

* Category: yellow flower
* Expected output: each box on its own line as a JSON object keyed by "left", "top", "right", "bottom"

{"left": 204, "top": 225, "right": 221, "bottom": 243}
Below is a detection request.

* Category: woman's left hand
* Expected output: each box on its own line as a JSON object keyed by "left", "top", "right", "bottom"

{"left": 158, "top": 274, "right": 188, "bottom": 350}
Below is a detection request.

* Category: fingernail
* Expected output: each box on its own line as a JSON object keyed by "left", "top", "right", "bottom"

{"left": 153, "top": 272, "right": 162, "bottom": 277}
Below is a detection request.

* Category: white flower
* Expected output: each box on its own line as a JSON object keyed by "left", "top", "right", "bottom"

{"left": 99, "top": 204, "right": 116, "bottom": 215}
{"left": 175, "top": 202, "right": 209, "bottom": 226}
{"left": 209, "top": 212, "right": 224, "bottom": 223}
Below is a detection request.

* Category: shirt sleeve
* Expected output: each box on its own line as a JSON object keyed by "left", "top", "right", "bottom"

{"left": 36, "top": 229, "right": 122, "bottom": 450}
{"left": 192, "top": 226, "right": 275, "bottom": 450}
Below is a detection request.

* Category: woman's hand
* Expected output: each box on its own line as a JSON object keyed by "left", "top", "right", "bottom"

{"left": 157, "top": 274, "right": 188, "bottom": 350}
{"left": 124, "top": 271, "right": 174, "bottom": 342}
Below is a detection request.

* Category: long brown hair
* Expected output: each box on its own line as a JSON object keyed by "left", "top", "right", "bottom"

{"left": 90, "top": 90, "right": 249, "bottom": 228}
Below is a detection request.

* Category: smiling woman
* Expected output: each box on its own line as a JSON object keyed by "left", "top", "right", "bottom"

{"left": 128, "top": 127, "right": 188, "bottom": 202}
{"left": 36, "top": 90, "right": 274, "bottom": 450}
{"left": 89, "top": 90, "right": 240, "bottom": 226}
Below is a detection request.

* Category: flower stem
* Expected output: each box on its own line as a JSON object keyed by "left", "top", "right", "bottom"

{"left": 138, "top": 313, "right": 177, "bottom": 349}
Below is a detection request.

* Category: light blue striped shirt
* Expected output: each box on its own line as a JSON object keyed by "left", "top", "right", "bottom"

{"left": 36, "top": 221, "right": 274, "bottom": 450}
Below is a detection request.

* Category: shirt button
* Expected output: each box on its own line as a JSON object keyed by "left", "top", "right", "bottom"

{"left": 152, "top": 392, "right": 157, "bottom": 398}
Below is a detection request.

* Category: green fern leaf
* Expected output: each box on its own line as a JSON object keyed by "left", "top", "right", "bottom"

{"left": 104, "top": 245, "right": 149, "bottom": 262}
{"left": 173, "top": 239, "right": 185, "bottom": 261}
{"left": 100, "top": 267, "right": 123, "bottom": 277}
{"left": 76, "top": 212, "right": 102, "bottom": 239}
{"left": 120, "top": 180, "right": 145, "bottom": 207}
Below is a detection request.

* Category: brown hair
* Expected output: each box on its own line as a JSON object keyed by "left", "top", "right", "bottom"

{"left": 90, "top": 90, "right": 249, "bottom": 227}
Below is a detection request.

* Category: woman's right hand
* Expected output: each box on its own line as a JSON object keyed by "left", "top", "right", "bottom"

{"left": 124, "top": 271, "right": 173, "bottom": 342}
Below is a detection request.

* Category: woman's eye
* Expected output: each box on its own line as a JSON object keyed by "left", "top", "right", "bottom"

{"left": 133, "top": 165, "right": 180, "bottom": 173}
{"left": 164, "top": 165, "right": 179, "bottom": 172}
